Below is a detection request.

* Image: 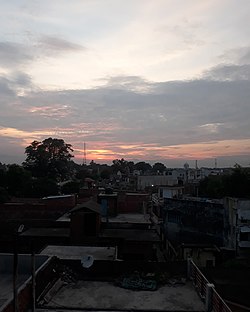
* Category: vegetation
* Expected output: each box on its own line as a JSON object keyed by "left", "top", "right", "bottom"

{"left": 23, "top": 138, "right": 74, "bottom": 180}
{"left": 152, "top": 162, "right": 167, "bottom": 173}
{"left": 0, "top": 138, "right": 249, "bottom": 200}
{"left": 134, "top": 161, "right": 152, "bottom": 174}
{"left": 61, "top": 181, "right": 80, "bottom": 194}
{"left": 0, "top": 187, "right": 9, "bottom": 203}
{"left": 199, "top": 164, "right": 250, "bottom": 198}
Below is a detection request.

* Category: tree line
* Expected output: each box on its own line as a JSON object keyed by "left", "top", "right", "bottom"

{"left": 0, "top": 137, "right": 249, "bottom": 201}
{"left": 0, "top": 138, "right": 167, "bottom": 201}
{"left": 199, "top": 164, "right": 250, "bottom": 198}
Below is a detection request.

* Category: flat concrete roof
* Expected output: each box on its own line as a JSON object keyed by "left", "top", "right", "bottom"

{"left": 98, "top": 193, "right": 118, "bottom": 197}
{"left": 21, "top": 227, "right": 70, "bottom": 237}
{"left": 42, "top": 195, "right": 73, "bottom": 199}
{"left": 102, "top": 213, "right": 151, "bottom": 224}
{"left": 126, "top": 193, "right": 149, "bottom": 196}
{"left": 41, "top": 245, "right": 116, "bottom": 260}
{"left": 41, "top": 280, "right": 205, "bottom": 311}
{"left": 100, "top": 229, "right": 160, "bottom": 242}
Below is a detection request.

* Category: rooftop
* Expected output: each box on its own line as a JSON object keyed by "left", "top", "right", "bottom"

{"left": 42, "top": 195, "right": 74, "bottom": 200}
{"left": 70, "top": 200, "right": 101, "bottom": 214}
{"left": 41, "top": 245, "right": 116, "bottom": 260}
{"left": 102, "top": 213, "right": 151, "bottom": 224}
{"left": 100, "top": 229, "right": 160, "bottom": 242}
{"left": 21, "top": 227, "right": 70, "bottom": 238}
{"left": 40, "top": 280, "right": 205, "bottom": 311}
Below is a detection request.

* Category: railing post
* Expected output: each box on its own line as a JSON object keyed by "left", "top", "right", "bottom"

{"left": 205, "top": 283, "right": 214, "bottom": 312}
{"left": 187, "top": 257, "right": 192, "bottom": 279}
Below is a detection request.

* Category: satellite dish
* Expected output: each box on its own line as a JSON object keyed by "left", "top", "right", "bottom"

{"left": 81, "top": 255, "right": 94, "bottom": 268}
{"left": 18, "top": 224, "right": 24, "bottom": 233}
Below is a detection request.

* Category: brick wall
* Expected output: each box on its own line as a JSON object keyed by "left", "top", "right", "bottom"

{"left": 0, "top": 195, "right": 76, "bottom": 221}
{"left": 118, "top": 193, "right": 149, "bottom": 213}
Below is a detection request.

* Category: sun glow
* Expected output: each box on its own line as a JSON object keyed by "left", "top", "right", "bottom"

{"left": 72, "top": 138, "right": 250, "bottom": 163}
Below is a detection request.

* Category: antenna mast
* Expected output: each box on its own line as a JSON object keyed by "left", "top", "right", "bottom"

{"left": 83, "top": 142, "right": 87, "bottom": 165}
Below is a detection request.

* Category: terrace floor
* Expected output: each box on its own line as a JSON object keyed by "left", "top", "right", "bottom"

{"left": 41, "top": 280, "right": 205, "bottom": 311}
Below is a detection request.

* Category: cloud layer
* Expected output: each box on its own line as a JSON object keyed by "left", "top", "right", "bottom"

{"left": 0, "top": 68, "right": 250, "bottom": 166}
{"left": 0, "top": 1, "right": 250, "bottom": 167}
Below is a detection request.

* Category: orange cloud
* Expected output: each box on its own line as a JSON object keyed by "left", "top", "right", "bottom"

{"left": 1, "top": 126, "right": 249, "bottom": 164}
{"left": 73, "top": 139, "right": 250, "bottom": 163}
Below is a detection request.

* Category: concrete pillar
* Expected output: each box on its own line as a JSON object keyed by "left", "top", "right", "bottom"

{"left": 205, "top": 283, "right": 214, "bottom": 312}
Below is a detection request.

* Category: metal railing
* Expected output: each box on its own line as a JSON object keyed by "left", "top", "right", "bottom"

{"left": 190, "top": 259, "right": 209, "bottom": 300}
{"left": 211, "top": 288, "right": 232, "bottom": 312}
{"left": 188, "top": 258, "right": 232, "bottom": 312}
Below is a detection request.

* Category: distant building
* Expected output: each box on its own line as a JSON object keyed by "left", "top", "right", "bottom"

{"left": 158, "top": 185, "right": 184, "bottom": 199}
{"left": 178, "top": 243, "right": 220, "bottom": 267}
{"left": 224, "top": 197, "right": 250, "bottom": 258}
{"left": 137, "top": 175, "right": 178, "bottom": 190}
{"left": 163, "top": 197, "right": 224, "bottom": 246}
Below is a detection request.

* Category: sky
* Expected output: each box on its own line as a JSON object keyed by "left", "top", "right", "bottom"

{"left": 0, "top": 0, "right": 250, "bottom": 168}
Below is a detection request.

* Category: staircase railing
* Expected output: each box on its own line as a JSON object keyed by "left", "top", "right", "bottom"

{"left": 188, "top": 258, "right": 232, "bottom": 312}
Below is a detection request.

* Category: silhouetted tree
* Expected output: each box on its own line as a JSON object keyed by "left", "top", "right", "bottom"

{"left": 223, "top": 164, "right": 250, "bottom": 197}
{"left": 23, "top": 138, "right": 74, "bottom": 181}
{"left": 126, "top": 161, "right": 135, "bottom": 174}
{"left": 28, "top": 177, "right": 59, "bottom": 198}
{"left": 6, "top": 164, "right": 32, "bottom": 196}
{"left": 112, "top": 158, "right": 128, "bottom": 174}
{"left": 75, "top": 167, "right": 89, "bottom": 182}
{"left": 152, "top": 162, "right": 166, "bottom": 173}
{"left": 0, "top": 187, "right": 9, "bottom": 203}
{"left": 61, "top": 181, "right": 80, "bottom": 194}
{"left": 199, "top": 175, "right": 226, "bottom": 198}
{"left": 100, "top": 169, "right": 111, "bottom": 179}
{"left": 134, "top": 161, "right": 152, "bottom": 174}
{"left": 199, "top": 164, "right": 250, "bottom": 198}
{"left": 0, "top": 163, "right": 6, "bottom": 188}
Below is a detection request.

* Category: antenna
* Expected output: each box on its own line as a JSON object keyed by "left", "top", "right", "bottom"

{"left": 215, "top": 158, "right": 217, "bottom": 169}
{"left": 83, "top": 142, "right": 87, "bottom": 165}
{"left": 81, "top": 255, "right": 94, "bottom": 268}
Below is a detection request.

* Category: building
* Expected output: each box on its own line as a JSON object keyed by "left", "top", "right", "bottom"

{"left": 137, "top": 175, "right": 178, "bottom": 190}
{"left": 224, "top": 197, "right": 250, "bottom": 258}
{"left": 158, "top": 185, "right": 184, "bottom": 199}
{"left": 24, "top": 257, "right": 231, "bottom": 312}
{"left": 163, "top": 197, "right": 224, "bottom": 247}
{"left": 70, "top": 200, "right": 101, "bottom": 244}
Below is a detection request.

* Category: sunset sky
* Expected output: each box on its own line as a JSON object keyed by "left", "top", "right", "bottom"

{"left": 0, "top": 0, "right": 250, "bottom": 167}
